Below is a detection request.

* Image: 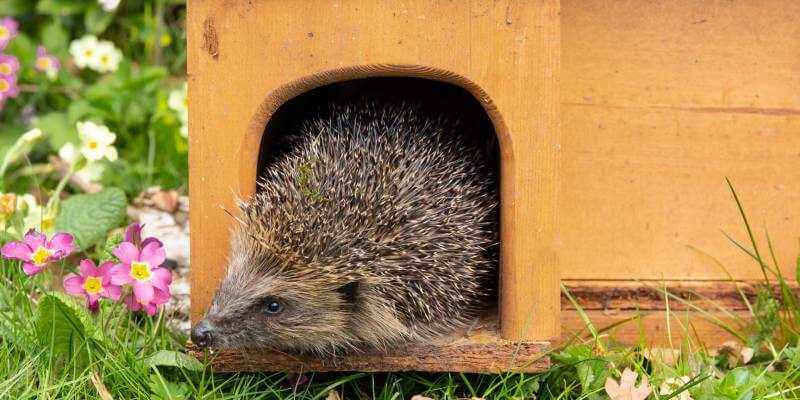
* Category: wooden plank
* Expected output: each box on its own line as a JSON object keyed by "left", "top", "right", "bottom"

{"left": 188, "top": 0, "right": 562, "bottom": 343}
{"left": 187, "top": 315, "right": 550, "bottom": 373}
{"left": 559, "top": 309, "right": 748, "bottom": 347}
{"left": 560, "top": 0, "right": 800, "bottom": 281}
{"left": 469, "top": 0, "right": 562, "bottom": 342}
{"left": 562, "top": 279, "right": 798, "bottom": 311}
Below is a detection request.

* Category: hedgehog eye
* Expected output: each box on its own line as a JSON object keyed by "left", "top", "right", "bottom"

{"left": 260, "top": 299, "right": 283, "bottom": 315}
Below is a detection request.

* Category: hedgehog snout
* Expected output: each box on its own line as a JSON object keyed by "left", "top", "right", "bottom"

{"left": 191, "top": 319, "right": 215, "bottom": 348}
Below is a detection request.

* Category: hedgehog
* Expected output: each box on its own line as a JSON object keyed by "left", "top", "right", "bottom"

{"left": 191, "top": 101, "right": 498, "bottom": 355}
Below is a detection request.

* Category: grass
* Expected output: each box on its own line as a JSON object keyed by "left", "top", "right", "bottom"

{"left": 1, "top": 182, "right": 799, "bottom": 399}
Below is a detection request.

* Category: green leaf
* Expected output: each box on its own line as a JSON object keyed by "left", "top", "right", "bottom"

{"left": 122, "top": 66, "right": 168, "bottom": 91}
{"left": 5, "top": 32, "right": 36, "bottom": 64}
{"left": 37, "top": 293, "right": 93, "bottom": 370}
{"left": 55, "top": 188, "right": 127, "bottom": 249}
{"left": 716, "top": 368, "right": 754, "bottom": 400}
{"left": 40, "top": 21, "right": 70, "bottom": 55}
{"left": 145, "top": 350, "right": 204, "bottom": 371}
{"left": 84, "top": 4, "right": 115, "bottom": 35}
{"left": 85, "top": 78, "right": 119, "bottom": 102}
{"left": 49, "top": 292, "right": 104, "bottom": 341}
{"left": 100, "top": 231, "right": 124, "bottom": 263}
{"left": 149, "top": 374, "right": 189, "bottom": 400}
{"left": 36, "top": 112, "right": 78, "bottom": 151}
{"left": 66, "top": 100, "right": 95, "bottom": 125}
{"left": 552, "top": 345, "right": 612, "bottom": 399}
{"left": 785, "top": 347, "right": 800, "bottom": 369}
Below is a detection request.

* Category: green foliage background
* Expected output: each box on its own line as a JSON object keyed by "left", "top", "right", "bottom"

{"left": 0, "top": 0, "right": 187, "bottom": 198}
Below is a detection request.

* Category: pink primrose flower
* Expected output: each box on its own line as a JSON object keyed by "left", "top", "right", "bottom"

{"left": 0, "top": 53, "right": 19, "bottom": 76}
{"left": 1, "top": 230, "right": 78, "bottom": 275}
{"left": 64, "top": 259, "right": 122, "bottom": 307}
{"left": 34, "top": 47, "right": 60, "bottom": 76}
{"left": 110, "top": 241, "right": 171, "bottom": 303}
{"left": 0, "top": 18, "right": 18, "bottom": 50}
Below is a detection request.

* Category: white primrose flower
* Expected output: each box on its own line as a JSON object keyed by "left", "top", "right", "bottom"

{"left": 168, "top": 83, "right": 188, "bottom": 122}
{"left": 69, "top": 35, "right": 100, "bottom": 69}
{"left": 69, "top": 35, "right": 123, "bottom": 73}
{"left": 93, "top": 41, "right": 123, "bottom": 73}
{"left": 59, "top": 142, "right": 106, "bottom": 183}
{"left": 77, "top": 121, "right": 118, "bottom": 162}
{"left": 21, "top": 128, "right": 43, "bottom": 144}
{"left": 58, "top": 142, "right": 80, "bottom": 165}
{"left": 168, "top": 82, "right": 188, "bottom": 138}
{"left": 98, "top": 0, "right": 121, "bottom": 12}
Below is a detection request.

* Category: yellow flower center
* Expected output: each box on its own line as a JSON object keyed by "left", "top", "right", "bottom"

{"left": 0, "top": 80, "right": 8, "bottom": 91}
{"left": 130, "top": 262, "right": 152, "bottom": 281}
{"left": 84, "top": 49, "right": 93, "bottom": 57}
{"left": 0, "top": 63, "right": 10, "bottom": 74}
{"left": 101, "top": 55, "right": 109, "bottom": 64}
{"left": 183, "top": 97, "right": 188, "bottom": 107}
{"left": 42, "top": 218, "right": 54, "bottom": 231}
{"left": 88, "top": 140, "right": 99, "bottom": 149}
{"left": 82, "top": 276, "right": 104, "bottom": 294}
{"left": 0, "top": 27, "right": 8, "bottom": 40}
{"left": 31, "top": 246, "right": 53, "bottom": 266}
{"left": 35, "top": 58, "right": 52, "bottom": 70}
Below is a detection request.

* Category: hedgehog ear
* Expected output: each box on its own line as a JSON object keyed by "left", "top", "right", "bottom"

{"left": 337, "top": 281, "right": 360, "bottom": 305}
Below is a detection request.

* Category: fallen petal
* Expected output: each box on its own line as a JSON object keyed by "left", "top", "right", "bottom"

{"left": 741, "top": 347, "right": 755, "bottom": 364}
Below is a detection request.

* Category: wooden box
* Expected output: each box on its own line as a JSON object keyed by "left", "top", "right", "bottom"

{"left": 188, "top": 0, "right": 799, "bottom": 372}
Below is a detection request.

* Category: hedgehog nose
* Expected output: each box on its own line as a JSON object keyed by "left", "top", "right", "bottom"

{"left": 191, "top": 320, "right": 215, "bottom": 348}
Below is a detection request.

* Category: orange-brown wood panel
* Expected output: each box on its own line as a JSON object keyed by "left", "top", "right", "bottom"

{"left": 559, "top": 310, "right": 747, "bottom": 347}
{"left": 189, "top": 0, "right": 561, "bottom": 343}
{"left": 560, "top": 0, "right": 800, "bottom": 281}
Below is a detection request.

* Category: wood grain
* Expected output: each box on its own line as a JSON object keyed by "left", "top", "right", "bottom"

{"left": 562, "top": 279, "right": 799, "bottom": 311}
{"left": 559, "top": 309, "right": 748, "bottom": 347}
{"left": 187, "top": 315, "right": 550, "bottom": 373}
{"left": 188, "top": 0, "right": 562, "bottom": 343}
{"left": 560, "top": 0, "right": 800, "bottom": 281}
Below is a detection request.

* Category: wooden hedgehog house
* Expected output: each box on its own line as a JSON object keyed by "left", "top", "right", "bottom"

{"left": 187, "top": 1, "right": 800, "bottom": 372}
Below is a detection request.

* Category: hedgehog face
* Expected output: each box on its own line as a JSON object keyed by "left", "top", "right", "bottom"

{"left": 190, "top": 229, "right": 359, "bottom": 354}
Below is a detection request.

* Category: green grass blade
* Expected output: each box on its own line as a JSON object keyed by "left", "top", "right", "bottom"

{"left": 726, "top": 177, "right": 771, "bottom": 286}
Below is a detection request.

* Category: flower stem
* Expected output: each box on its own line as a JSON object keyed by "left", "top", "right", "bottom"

{"left": 146, "top": 127, "right": 156, "bottom": 187}
{"left": 103, "top": 287, "right": 129, "bottom": 336}
{"left": 47, "top": 162, "right": 76, "bottom": 212}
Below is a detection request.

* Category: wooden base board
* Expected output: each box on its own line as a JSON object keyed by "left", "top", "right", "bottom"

{"left": 562, "top": 279, "right": 795, "bottom": 311}
{"left": 187, "top": 315, "right": 550, "bottom": 373}
{"left": 557, "top": 280, "right": 777, "bottom": 347}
